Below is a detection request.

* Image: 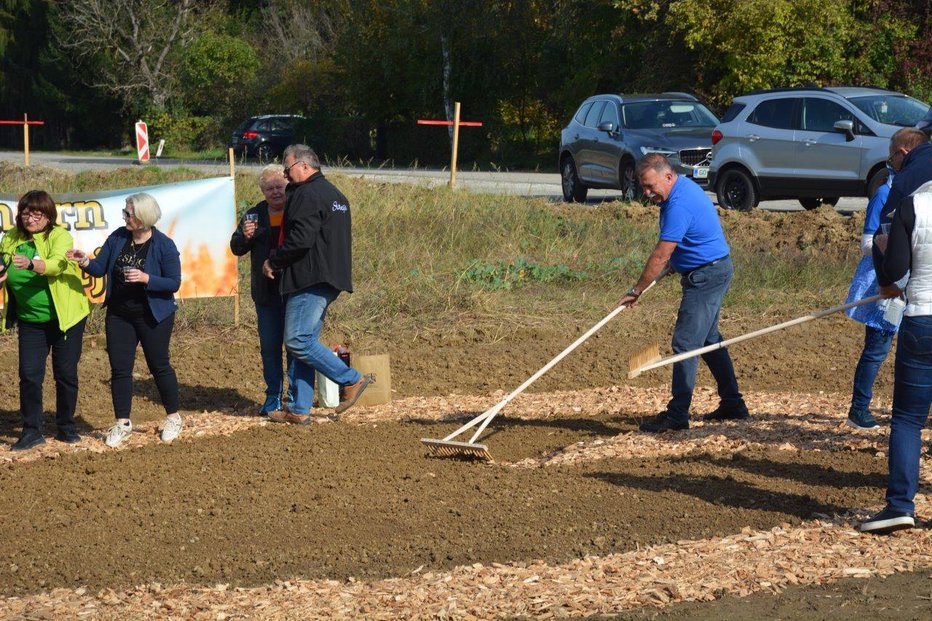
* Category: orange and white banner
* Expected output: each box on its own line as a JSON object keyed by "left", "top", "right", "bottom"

{"left": 0, "top": 177, "right": 237, "bottom": 303}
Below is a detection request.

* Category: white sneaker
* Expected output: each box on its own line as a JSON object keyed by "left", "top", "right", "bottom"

{"left": 105, "top": 421, "right": 133, "bottom": 447}
{"left": 161, "top": 416, "right": 183, "bottom": 443}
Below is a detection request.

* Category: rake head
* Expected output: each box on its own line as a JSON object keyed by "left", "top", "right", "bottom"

{"left": 628, "top": 342, "right": 661, "bottom": 379}
{"left": 421, "top": 438, "right": 493, "bottom": 461}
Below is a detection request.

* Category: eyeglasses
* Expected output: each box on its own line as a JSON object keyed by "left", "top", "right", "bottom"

{"left": 122, "top": 208, "right": 134, "bottom": 219}
{"left": 887, "top": 149, "right": 905, "bottom": 167}
{"left": 21, "top": 211, "right": 46, "bottom": 221}
{"left": 283, "top": 161, "right": 307, "bottom": 175}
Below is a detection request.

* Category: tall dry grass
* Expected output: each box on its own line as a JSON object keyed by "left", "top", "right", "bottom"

{"left": 0, "top": 163, "right": 860, "bottom": 336}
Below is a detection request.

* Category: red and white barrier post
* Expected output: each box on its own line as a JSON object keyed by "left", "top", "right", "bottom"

{"left": 135, "top": 120, "right": 150, "bottom": 164}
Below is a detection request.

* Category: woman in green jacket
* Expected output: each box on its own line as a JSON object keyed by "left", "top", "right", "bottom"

{"left": 0, "top": 190, "right": 91, "bottom": 451}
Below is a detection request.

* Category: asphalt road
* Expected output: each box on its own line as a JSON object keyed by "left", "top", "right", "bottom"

{"left": 0, "top": 150, "right": 867, "bottom": 213}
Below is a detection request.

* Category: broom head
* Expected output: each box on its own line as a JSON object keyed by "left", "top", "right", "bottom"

{"left": 628, "top": 343, "right": 661, "bottom": 379}
{"left": 421, "top": 437, "right": 493, "bottom": 461}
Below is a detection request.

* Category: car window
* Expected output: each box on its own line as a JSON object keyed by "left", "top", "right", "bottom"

{"left": 621, "top": 101, "right": 718, "bottom": 129}
{"left": 269, "top": 118, "right": 292, "bottom": 132}
{"left": 721, "top": 103, "right": 746, "bottom": 123}
{"left": 574, "top": 102, "right": 593, "bottom": 124}
{"left": 583, "top": 101, "right": 606, "bottom": 128}
{"left": 747, "top": 98, "right": 797, "bottom": 129}
{"left": 801, "top": 98, "right": 854, "bottom": 132}
{"left": 849, "top": 94, "right": 930, "bottom": 127}
{"left": 599, "top": 102, "right": 619, "bottom": 128}
{"left": 254, "top": 119, "right": 271, "bottom": 132}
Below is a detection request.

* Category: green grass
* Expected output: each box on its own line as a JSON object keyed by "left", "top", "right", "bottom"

{"left": 0, "top": 162, "right": 861, "bottom": 336}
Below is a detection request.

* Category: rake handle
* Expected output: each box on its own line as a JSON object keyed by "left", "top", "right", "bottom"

{"left": 443, "top": 270, "right": 671, "bottom": 444}
{"left": 632, "top": 294, "right": 883, "bottom": 377}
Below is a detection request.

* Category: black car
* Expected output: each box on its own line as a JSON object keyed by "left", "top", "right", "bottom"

{"left": 230, "top": 115, "right": 306, "bottom": 160}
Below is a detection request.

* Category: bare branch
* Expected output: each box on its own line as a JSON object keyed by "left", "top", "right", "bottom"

{"left": 54, "top": 0, "right": 210, "bottom": 110}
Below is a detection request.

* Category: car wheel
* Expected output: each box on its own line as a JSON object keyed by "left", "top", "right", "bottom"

{"left": 867, "top": 168, "right": 890, "bottom": 198}
{"left": 561, "top": 157, "right": 588, "bottom": 203}
{"left": 619, "top": 159, "right": 639, "bottom": 202}
{"left": 798, "top": 197, "right": 838, "bottom": 210}
{"left": 256, "top": 143, "right": 273, "bottom": 162}
{"left": 716, "top": 169, "right": 757, "bottom": 212}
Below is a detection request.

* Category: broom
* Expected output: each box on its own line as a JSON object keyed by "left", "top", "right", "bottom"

{"left": 422, "top": 268, "right": 671, "bottom": 461}
{"left": 628, "top": 293, "right": 884, "bottom": 378}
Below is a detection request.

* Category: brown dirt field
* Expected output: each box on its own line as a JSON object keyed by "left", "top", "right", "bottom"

{"left": 1, "top": 205, "right": 929, "bottom": 618}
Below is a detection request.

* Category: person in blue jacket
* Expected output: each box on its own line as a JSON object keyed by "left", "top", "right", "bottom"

{"left": 67, "top": 193, "right": 183, "bottom": 447}
{"left": 879, "top": 128, "right": 932, "bottom": 223}
{"left": 844, "top": 168, "right": 900, "bottom": 430}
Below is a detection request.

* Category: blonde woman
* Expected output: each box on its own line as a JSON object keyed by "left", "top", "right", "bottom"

{"left": 67, "top": 193, "right": 182, "bottom": 447}
{"left": 230, "top": 165, "right": 309, "bottom": 415}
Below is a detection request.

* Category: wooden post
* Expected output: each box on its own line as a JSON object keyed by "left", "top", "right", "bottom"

{"left": 229, "top": 147, "right": 240, "bottom": 327}
{"left": 449, "top": 101, "right": 461, "bottom": 188}
{"left": 23, "top": 113, "right": 30, "bottom": 167}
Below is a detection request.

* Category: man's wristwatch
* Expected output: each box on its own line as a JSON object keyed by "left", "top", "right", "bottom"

{"left": 626, "top": 287, "right": 640, "bottom": 298}
{"left": 26, "top": 260, "right": 35, "bottom": 271}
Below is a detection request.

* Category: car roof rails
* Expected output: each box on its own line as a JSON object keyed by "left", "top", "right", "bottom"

{"left": 615, "top": 92, "right": 699, "bottom": 102}
{"left": 661, "top": 92, "right": 699, "bottom": 101}
{"left": 824, "top": 84, "right": 897, "bottom": 93}
{"left": 746, "top": 85, "right": 827, "bottom": 95}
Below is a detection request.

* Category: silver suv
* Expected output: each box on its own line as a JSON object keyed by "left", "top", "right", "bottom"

{"left": 559, "top": 93, "right": 719, "bottom": 202}
{"left": 709, "top": 87, "right": 930, "bottom": 211}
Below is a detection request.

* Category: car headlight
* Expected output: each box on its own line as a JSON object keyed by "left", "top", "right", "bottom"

{"left": 639, "top": 146, "right": 676, "bottom": 156}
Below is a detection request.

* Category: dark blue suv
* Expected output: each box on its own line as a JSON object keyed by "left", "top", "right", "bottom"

{"left": 230, "top": 115, "right": 306, "bottom": 160}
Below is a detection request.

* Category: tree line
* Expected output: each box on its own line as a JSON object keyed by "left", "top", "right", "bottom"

{"left": 0, "top": 0, "right": 928, "bottom": 168}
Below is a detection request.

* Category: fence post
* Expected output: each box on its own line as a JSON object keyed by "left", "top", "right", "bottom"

{"left": 23, "top": 114, "right": 30, "bottom": 167}
{"left": 449, "top": 102, "right": 461, "bottom": 188}
{"left": 229, "top": 147, "right": 240, "bottom": 327}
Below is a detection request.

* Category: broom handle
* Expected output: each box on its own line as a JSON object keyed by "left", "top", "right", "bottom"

{"left": 634, "top": 293, "right": 884, "bottom": 376}
{"left": 454, "top": 269, "right": 672, "bottom": 444}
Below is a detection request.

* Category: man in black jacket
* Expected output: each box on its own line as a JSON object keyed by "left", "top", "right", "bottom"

{"left": 262, "top": 144, "right": 369, "bottom": 423}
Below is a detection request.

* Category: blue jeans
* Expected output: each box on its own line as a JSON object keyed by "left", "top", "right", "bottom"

{"left": 284, "top": 284, "right": 360, "bottom": 413}
{"left": 256, "top": 303, "right": 311, "bottom": 412}
{"left": 667, "top": 257, "right": 743, "bottom": 421}
{"left": 850, "top": 325, "right": 895, "bottom": 412}
{"left": 885, "top": 315, "right": 932, "bottom": 514}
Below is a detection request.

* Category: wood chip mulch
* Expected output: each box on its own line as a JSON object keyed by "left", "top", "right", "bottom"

{"left": 1, "top": 519, "right": 930, "bottom": 620}
{"left": 2, "top": 386, "right": 931, "bottom": 619}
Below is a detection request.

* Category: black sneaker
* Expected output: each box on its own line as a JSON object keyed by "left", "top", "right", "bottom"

{"left": 639, "top": 412, "right": 689, "bottom": 433}
{"left": 11, "top": 433, "right": 45, "bottom": 452}
{"left": 859, "top": 507, "right": 915, "bottom": 534}
{"left": 847, "top": 409, "right": 880, "bottom": 430}
{"left": 55, "top": 430, "right": 81, "bottom": 444}
{"left": 702, "top": 401, "right": 750, "bottom": 421}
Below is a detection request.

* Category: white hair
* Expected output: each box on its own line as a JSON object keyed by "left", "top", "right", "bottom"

{"left": 126, "top": 192, "right": 161, "bottom": 228}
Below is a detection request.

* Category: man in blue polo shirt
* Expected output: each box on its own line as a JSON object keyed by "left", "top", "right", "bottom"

{"left": 618, "top": 154, "right": 748, "bottom": 432}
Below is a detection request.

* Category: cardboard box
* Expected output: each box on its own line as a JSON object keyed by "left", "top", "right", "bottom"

{"left": 354, "top": 354, "right": 391, "bottom": 407}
